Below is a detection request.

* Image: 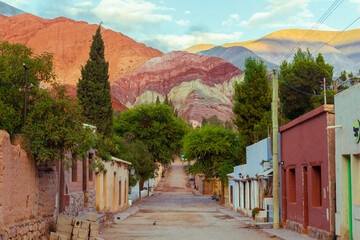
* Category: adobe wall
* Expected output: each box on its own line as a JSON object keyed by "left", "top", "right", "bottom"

{"left": 0, "top": 131, "right": 57, "bottom": 239}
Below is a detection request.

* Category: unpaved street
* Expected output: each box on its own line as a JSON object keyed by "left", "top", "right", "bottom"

{"left": 101, "top": 160, "right": 279, "bottom": 240}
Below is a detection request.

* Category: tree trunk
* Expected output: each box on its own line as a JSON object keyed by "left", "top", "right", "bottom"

{"left": 221, "top": 180, "right": 225, "bottom": 205}
{"left": 139, "top": 179, "right": 144, "bottom": 191}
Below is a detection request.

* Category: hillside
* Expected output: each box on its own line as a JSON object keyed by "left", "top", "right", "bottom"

{"left": 0, "top": 14, "right": 163, "bottom": 85}
{"left": 186, "top": 29, "right": 360, "bottom": 75}
{"left": 198, "top": 46, "right": 278, "bottom": 71}
{"left": 111, "top": 51, "right": 243, "bottom": 126}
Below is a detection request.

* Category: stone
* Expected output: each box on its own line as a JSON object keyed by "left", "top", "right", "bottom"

{"left": 88, "top": 214, "right": 97, "bottom": 222}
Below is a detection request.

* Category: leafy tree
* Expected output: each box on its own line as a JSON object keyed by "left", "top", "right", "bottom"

{"left": 201, "top": 117, "right": 208, "bottom": 127}
{"left": 77, "top": 26, "right": 113, "bottom": 137}
{"left": 23, "top": 85, "right": 97, "bottom": 164}
{"left": 0, "top": 41, "right": 54, "bottom": 136}
{"left": 183, "top": 125, "right": 240, "bottom": 204}
{"left": 233, "top": 57, "right": 271, "bottom": 163}
{"left": 114, "top": 103, "right": 189, "bottom": 165}
{"left": 279, "top": 49, "right": 333, "bottom": 120}
{"left": 112, "top": 135, "right": 154, "bottom": 189}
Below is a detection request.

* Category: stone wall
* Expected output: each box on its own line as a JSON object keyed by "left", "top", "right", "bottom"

{"left": 307, "top": 226, "right": 330, "bottom": 240}
{"left": 0, "top": 131, "right": 57, "bottom": 239}
{"left": 286, "top": 220, "right": 303, "bottom": 234}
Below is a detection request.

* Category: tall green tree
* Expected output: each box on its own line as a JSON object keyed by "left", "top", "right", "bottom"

{"left": 183, "top": 125, "right": 240, "bottom": 204}
{"left": 77, "top": 26, "right": 113, "bottom": 137}
{"left": 233, "top": 57, "right": 271, "bottom": 163}
{"left": 279, "top": 49, "right": 333, "bottom": 120}
{"left": 113, "top": 103, "right": 189, "bottom": 165}
{"left": 0, "top": 41, "right": 54, "bottom": 135}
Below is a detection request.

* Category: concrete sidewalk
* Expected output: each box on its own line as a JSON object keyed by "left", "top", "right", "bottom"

{"left": 218, "top": 207, "right": 313, "bottom": 240}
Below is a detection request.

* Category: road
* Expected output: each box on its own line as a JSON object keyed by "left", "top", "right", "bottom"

{"left": 101, "top": 160, "right": 280, "bottom": 240}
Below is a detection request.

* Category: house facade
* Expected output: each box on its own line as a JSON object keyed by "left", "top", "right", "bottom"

{"left": 280, "top": 105, "right": 335, "bottom": 239}
{"left": 95, "top": 157, "right": 131, "bottom": 212}
{"left": 228, "top": 137, "right": 273, "bottom": 221}
{"left": 334, "top": 84, "right": 360, "bottom": 240}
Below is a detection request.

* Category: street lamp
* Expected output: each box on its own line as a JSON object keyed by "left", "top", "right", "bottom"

{"left": 23, "top": 63, "right": 29, "bottom": 125}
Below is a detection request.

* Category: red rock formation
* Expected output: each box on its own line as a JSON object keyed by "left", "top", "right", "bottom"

{"left": 111, "top": 51, "right": 243, "bottom": 125}
{"left": 0, "top": 14, "right": 163, "bottom": 85}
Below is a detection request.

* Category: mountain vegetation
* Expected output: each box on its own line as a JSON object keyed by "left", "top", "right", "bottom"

{"left": 279, "top": 49, "right": 334, "bottom": 121}
{"left": 77, "top": 26, "right": 113, "bottom": 137}
{"left": 233, "top": 57, "right": 271, "bottom": 164}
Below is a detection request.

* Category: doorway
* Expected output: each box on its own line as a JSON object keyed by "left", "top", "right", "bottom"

{"left": 303, "top": 167, "right": 309, "bottom": 233}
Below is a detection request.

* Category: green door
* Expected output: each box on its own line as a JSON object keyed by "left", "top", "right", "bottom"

{"left": 348, "top": 157, "right": 353, "bottom": 239}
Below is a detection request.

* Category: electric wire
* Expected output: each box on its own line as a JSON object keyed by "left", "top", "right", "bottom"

{"left": 282, "top": 0, "right": 343, "bottom": 62}
{"left": 312, "top": 16, "right": 360, "bottom": 54}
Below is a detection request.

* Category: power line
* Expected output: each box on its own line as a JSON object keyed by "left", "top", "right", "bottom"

{"left": 312, "top": 16, "right": 360, "bottom": 54}
{"left": 282, "top": 0, "right": 343, "bottom": 62}
{"left": 279, "top": 78, "right": 322, "bottom": 96}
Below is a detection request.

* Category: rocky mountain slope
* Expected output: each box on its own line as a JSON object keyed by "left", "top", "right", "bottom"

{"left": 111, "top": 51, "right": 243, "bottom": 126}
{"left": 186, "top": 29, "right": 360, "bottom": 75}
{"left": 0, "top": 14, "right": 163, "bottom": 85}
{"left": 198, "top": 46, "right": 278, "bottom": 71}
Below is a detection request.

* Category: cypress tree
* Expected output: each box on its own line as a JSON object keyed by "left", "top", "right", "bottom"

{"left": 77, "top": 26, "right": 113, "bottom": 137}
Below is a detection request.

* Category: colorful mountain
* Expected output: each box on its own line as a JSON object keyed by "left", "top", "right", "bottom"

{"left": 0, "top": 1, "right": 25, "bottom": 16}
{"left": 186, "top": 29, "right": 360, "bottom": 75}
{"left": 111, "top": 51, "right": 243, "bottom": 126}
{"left": 0, "top": 14, "right": 163, "bottom": 85}
{"left": 197, "top": 46, "right": 278, "bottom": 71}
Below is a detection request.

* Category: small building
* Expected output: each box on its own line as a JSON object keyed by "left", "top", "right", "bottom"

{"left": 227, "top": 137, "right": 273, "bottom": 221}
{"left": 95, "top": 157, "right": 131, "bottom": 212}
{"left": 334, "top": 84, "right": 360, "bottom": 240}
{"left": 61, "top": 150, "right": 96, "bottom": 216}
{"left": 280, "top": 105, "right": 335, "bottom": 239}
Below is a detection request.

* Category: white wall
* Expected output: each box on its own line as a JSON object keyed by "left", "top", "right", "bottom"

{"left": 335, "top": 84, "right": 360, "bottom": 240}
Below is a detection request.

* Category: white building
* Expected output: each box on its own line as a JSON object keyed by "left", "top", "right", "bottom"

{"left": 227, "top": 137, "right": 273, "bottom": 221}
{"left": 334, "top": 84, "right": 360, "bottom": 240}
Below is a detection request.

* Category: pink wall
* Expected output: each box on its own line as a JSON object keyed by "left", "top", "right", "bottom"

{"left": 280, "top": 105, "right": 335, "bottom": 233}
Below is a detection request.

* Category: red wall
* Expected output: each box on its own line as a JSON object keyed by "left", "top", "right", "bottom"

{"left": 280, "top": 105, "right": 334, "bottom": 233}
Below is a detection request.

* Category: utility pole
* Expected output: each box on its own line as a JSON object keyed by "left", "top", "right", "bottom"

{"left": 23, "top": 63, "right": 29, "bottom": 125}
{"left": 272, "top": 68, "right": 280, "bottom": 229}
{"left": 323, "top": 77, "right": 326, "bottom": 105}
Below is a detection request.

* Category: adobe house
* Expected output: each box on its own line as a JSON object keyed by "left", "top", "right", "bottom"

{"left": 95, "top": 157, "right": 131, "bottom": 212}
{"left": 227, "top": 137, "right": 273, "bottom": 222}
{"left": 59, "top": 150, "right": 97, "bottom": 216}
{"left": 334, "top": 84, "right": 360, "bottom": 240}
{"left": 280, "top": 105, "right": 335, "bottom": 239}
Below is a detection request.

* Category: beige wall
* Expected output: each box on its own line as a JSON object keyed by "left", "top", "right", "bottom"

{"left": 0, "top": 131, "right": 57, "bottom": 238}
{"left": 96, "top": 158, "right": 130, "bottom": 212}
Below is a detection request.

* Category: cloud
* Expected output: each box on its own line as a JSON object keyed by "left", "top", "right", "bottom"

{"left": 240, "top": 0, "right": 316, "bottom": 29}
{"left": 222, "top": 14, "right": 240, "bottom": 27}
{"left": 93, "top": 0, "right": 173, "bottom": 30}
{"left": 176, "top": 20, "right": 190, "bottom": 26}
{"left": 184, "top": 10, "right": 191, "bottom": 14}
{"left": 74, "top": 1, "right": 93, "bottom": 7}
{"left": 142, "top": 31, "right": 243, "bottom": 52}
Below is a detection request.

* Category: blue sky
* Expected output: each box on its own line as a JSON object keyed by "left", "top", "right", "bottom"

{"left": 5, "top": 0, "right": 360, "bottom": 52}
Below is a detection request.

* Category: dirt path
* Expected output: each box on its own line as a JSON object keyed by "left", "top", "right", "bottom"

{"left": 101, "top": 159, "right": 280, "bottom": 240}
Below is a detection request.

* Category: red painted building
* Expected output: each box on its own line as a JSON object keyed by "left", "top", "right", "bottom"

{"left": 280, "top": 105, "right": 335, "bottom": 239}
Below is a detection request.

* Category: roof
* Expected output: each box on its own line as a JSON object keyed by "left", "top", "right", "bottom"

{"left": 280, "top": 104, "right": 334, "bottom": 132}
{"left": 227, "top": 172, "right": 234, "bottom": 178}
{"left": 111, "top": 156, "right": 132, "bottom": 165}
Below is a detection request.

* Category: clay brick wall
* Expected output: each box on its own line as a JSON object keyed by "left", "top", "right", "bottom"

{"left": 0, "top": 131, "right": 57, "bottom": 238}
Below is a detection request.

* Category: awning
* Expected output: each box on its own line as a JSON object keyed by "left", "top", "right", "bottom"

{"left": 258, "top": 168, "right": 273, "bottom": 177}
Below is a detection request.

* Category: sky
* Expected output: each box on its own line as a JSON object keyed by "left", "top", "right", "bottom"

{"left": 5, "top": 0, "right": 360, "bottom": 52}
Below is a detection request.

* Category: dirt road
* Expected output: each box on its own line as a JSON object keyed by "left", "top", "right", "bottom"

{"left": 101, "top": 160, "right": 279, "bottom": 240}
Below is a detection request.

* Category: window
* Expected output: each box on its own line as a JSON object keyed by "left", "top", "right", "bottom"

{"left": 71, "top": 158, "right": 77, "bottom": 182}
{"left": 312, "top": 166, "right": 322, "bottom": 207}
{"left": 88, "top": 153, "right": 93, "bottom": 181}
{"left": 289, "top": 168, "right": 296, "bottom": 203}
